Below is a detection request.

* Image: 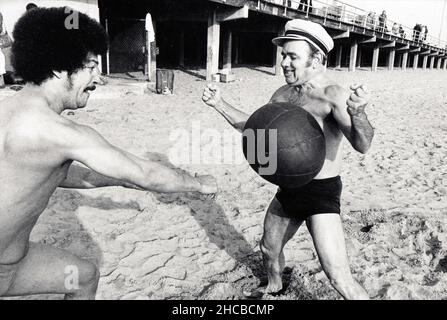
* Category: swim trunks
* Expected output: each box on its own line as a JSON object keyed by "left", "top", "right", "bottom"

{"left": 275, "top": 176, "right": 342, "bottom": 220}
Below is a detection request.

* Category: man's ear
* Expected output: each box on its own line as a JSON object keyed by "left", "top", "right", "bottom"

{"left": 313, "top": 52, "right": 323, "bottom": 68}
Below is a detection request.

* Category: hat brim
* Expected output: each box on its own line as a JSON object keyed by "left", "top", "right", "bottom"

{"left": 272, "top": 35, "right": 327, "bottom": 55}
{"left": 272, "top": 35, "right": 308, "bottom": 46}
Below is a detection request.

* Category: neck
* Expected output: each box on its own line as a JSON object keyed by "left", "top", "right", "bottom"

{"left": 295, "top": 69, "right": 325, "bottom": 90}
{"left": 23, "top": 79, "right": 68, "bottom": 114}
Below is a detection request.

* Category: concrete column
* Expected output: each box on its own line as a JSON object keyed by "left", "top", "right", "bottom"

{"left": 397, "top": 54, "right": 402, "bottom": 68}
{"left": 401, "top": 52, "right": 408, "bottom": 70}
{"left": 349, "top": 40, "right": 358, "bottom": 72}
{"left": 437, "top": 57, "right": 442, "bottom": 69}
{"left": 422, "top": 55, "right": 428, "bottom": 69}
{"left": 429, "top": 56, "right": 435, "bottom": 69}
{"left": 412, "top": 54, "right": 419, "bottom": 70}
{"left": 234, "top": 34, "right": 239, "bottom": 65}
{"left": 179, "top": 31, "right": 185, "bottom": 67}
{"left": 372, "top": 45, "right": 379, "bottom": 71}
{"left": 388, "top": 49, "right": 396, "bottom": 71}
{"left": 356, "top": 48, "right": 362, "bottom": 68}
{"left": 275, "top": 46, "right": 283, "bottom": 76}
{"left": 443, "top": 58, "right": 447, "bottom": 70}
{"left": 275, "top": 29, "right": 284, "bottom": 76}
{"left": 206, "top": 10, "right": 220, "bottom": 81}
{"left": 147, "top": 21, "right": 157, "bottom": 82}
{"left": 223, "top": 30, "right": 232, "bottom": 72}
{"left": 335, "top": 45, "right": 343, "bottom": 69}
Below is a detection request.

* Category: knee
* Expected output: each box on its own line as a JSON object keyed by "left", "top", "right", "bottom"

{"left": 77, "top": 261, "right": 100, "bottom": 288}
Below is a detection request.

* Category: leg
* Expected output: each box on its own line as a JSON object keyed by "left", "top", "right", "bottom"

{"left": 259, "top": 197, "right": 303, "bottom": 293}
{"left": 3, "top": 242, "right": 99, "bottom": 300}
{"left": 306, "top": 214, "right": 369, "bottom": 300}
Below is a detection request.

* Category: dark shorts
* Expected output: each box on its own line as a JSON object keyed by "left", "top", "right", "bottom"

{"left": 275, "top": 176, "right": 342, "bottom": 220}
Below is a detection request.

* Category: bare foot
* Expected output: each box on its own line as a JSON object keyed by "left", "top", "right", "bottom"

{"left": 242, "top": 282, "right": 284, "bottom": 299}
{"left": 265, "top": 271, "right": 283, "bottom": 293}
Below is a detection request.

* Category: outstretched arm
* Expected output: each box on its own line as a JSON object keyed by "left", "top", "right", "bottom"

{"left": 202, "top": 84, "right": 250, "bottom": 132}
{"left": 60, "top": 163, "right": 141, "bottom": 189}
{"left": 56, "top": 122, "right": 217, "bottom": 193}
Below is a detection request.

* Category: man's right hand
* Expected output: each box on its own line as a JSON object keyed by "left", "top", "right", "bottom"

{"left": 195, "top": 174, "right": 218, "bottom": 194}
{"left": 201, "top": 83, "right": 249, "bottom": 133}
{"left": 202, "top": 84, "right": 222, "bottom": 108}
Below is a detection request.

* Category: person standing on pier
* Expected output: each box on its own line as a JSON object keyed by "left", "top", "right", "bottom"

{"left": 378, "top": 10, "right": 388, "bottom": 32}
{"left": 298, "top": 0, "right": 313, "bottom": 13}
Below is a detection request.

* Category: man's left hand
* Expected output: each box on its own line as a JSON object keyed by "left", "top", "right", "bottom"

{"left": 347, "top": 84, "right": 369, "bottom": 116}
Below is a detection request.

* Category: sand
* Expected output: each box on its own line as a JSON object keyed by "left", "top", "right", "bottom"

{"left": 2, "top": 66, "right": 447, "bottom": 300}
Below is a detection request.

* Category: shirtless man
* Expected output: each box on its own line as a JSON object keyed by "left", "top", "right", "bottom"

{"left": 202, "top": 19, "right": 374, "bottom": 299}
{"left": 0, "top": 7, "right": 216, "bottom": 299}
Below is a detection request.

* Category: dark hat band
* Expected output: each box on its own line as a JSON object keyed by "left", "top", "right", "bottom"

{"left": 284, "top": 30, "right": 329, "bottom": 55}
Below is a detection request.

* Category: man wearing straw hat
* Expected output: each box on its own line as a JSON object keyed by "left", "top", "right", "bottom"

{"left": 202, "top": 19, "right": 374, "bottom": 299}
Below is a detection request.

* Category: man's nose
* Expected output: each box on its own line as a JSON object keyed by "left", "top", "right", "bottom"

{"left": 91, "top": 67, "right": 101, "bottom": 84}
{"left": 281, "top": 56, "right": 290, "bottom": 68}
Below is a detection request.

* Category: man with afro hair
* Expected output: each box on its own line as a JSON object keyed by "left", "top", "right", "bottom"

{"left": 0, "top": 7, "right": 217, "bottom": 299}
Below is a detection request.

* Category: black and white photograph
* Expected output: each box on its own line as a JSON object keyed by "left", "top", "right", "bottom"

{"left": 0, "top": 0, "right": 446, "bottom": 306}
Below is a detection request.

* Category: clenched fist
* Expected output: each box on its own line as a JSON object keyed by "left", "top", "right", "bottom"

{"left": 202, "top": 84, "right": 222, "bottom": 108}
{"left": 347, "top": 84, "right": 369, "bottom": 116}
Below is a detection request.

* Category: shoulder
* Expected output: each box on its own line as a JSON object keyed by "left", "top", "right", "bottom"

{"left": 5, "top": 108, "right": 99, "bottom": 155}
{"left": 323, "top": 84, "right": 350, "bottom": 101}
{"left": 308, "top": 80, "right": 351, "bottom": 116}
{"left": 307, "top": 77, "right": 350, "bottom": 103}
{"left": 47, "top": 117, "right": 108, "bottom": 152}
{"left": 312, "top": 76, "right": 349, "bottom": 103}
{"left": 3, "top": 111, "right": 65, "bottom": 166}
{"left": 270, "top": 85, "right": 292, "bottom": 102}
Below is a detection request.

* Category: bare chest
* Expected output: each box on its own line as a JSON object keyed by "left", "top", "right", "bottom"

{"left": 271, "top": 87, "right": 333, "bottom": 128}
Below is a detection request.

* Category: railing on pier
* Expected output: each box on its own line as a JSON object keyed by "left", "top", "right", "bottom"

{"left": 262, "top": 0, "right": 447, "bottom": 50}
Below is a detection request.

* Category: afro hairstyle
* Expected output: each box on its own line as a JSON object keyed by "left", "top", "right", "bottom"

{"left": 12, "top": 6, "right": 108, "bottom": 85}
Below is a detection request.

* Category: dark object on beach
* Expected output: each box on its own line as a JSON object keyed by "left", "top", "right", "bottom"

{"left": 242, "top": 102, "right": 326, "bottom": 188}
{"left": 156, "top": 69, "right": 174, "bottom": 94}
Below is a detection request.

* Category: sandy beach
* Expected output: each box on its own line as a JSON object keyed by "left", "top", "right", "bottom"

{"left": 2, "top": 66, "right": 447, "bottom": 300}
